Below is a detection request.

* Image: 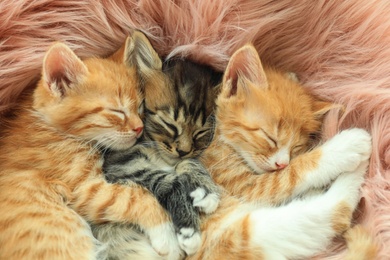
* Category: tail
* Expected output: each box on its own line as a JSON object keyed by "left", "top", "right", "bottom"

{"left": 343, "top": 225, "right": 378, "bottom": 260}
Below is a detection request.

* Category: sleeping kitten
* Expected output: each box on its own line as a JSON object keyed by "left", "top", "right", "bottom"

{"left": 195, "top": 44, "right": 375, "bottom": 259}
{"left": 94, "top": 42, "right": 375, "bottom": 259}
{"left": 201, "top": 44, "right": 366, "bottom": 205}
{"left": 0, "top": 35, "right": 183, "bottom": 259}
{"left": 99, "top": 33, "right": 223, "bottom": 255}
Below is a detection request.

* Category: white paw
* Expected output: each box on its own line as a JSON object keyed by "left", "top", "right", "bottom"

{"left": 323, "top": 128, "right": 372, "bottom": 173}
{"left": 190, "top": 188, "right": 220, "bottom": 214}
{"left": 177, "top": 227, "right": 201, "bottom": 255}
{"left": 146, "top": 223, "right": 184, "bottom": 260}
{"left": 328, "top": 171, "right": 365, "bottom": 207}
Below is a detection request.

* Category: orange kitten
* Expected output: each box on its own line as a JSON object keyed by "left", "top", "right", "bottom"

{"left": 198, "top": 44, "right": 376, "bottom": 258}
{"left": 201, "top": 45, "right": 336, "bottom": 204}
{"left": 0, "top": 35, "right": 182, "bottom": 259}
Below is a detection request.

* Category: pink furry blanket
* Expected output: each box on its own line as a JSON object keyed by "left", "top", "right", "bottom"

{"left": 1, "top": 0, "right": 389, "bottom": 258}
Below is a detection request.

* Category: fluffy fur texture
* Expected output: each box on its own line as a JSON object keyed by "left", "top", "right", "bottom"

{"left": 0, "top": 37, "right": 184, "bottom": 259}
{"left": 1, "top": 0, "right": 389, "bottom": 258}
{"left": 201, "top": 44, "right": 377, "bottom": 259}
{"left": 99, "top": 32, "right": 222, "bottom": 255}
{"left": 94, "top": 43, "right": 374, "bottom": 260}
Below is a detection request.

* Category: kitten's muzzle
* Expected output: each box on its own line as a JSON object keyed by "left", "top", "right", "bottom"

{"left": 176, "top": 148, "right": 191, "bottom": 157}
{"left": 133, "top": 126, "right": 143, "bottom": 137}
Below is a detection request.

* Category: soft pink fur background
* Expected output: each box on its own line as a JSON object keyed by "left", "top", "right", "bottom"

{"left": 1, "top": 0, "right": 389, "bottom": 258}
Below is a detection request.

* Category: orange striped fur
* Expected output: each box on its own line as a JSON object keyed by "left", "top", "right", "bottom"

{"left": 201, "top": 55, "right": 333, "bottom": 205}
{"left": 188, "top": 195, "right": 265, "bottom": 260}
{"left": 0, "top": 37, "right": 176, "bottom": 259}
{"left": 196, "top": 44, "right": 376, "bottom": 259}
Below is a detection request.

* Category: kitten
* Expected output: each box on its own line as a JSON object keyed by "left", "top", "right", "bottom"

{"left": 0, "top": 34, "right": 183, "bottom": 259}
{"left": 195, "top": 44, "right": 375, "bottom": 259}
{"left": 201, "top": 44, "right": 368, "bottom": 205}
{"left": 94, "top": 43, "right": 374, "bottom": 259}
{"left": 99, "top": 37, "right": 223, "bottom": 255}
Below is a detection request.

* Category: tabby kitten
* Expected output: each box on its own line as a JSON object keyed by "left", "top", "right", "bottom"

{"left": 100, "top": 34, "right": 223, "bottom": 255}
{"left": 0, "top": 35, "right": 184, "bottom": 259}
{"left": 96, "top": 43, "right": 375, "bottom": 260}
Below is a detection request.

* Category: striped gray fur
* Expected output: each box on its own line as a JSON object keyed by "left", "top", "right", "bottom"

{"left": 97, "top": 58, "right": 223, "bottom": 256}
{"left": 103, "top": 143, "right": 218, "bottom": 233}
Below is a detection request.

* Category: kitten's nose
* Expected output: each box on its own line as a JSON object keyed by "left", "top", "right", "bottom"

{"left": 176, "top": 148, "right": 190, "bottom": 157}
{"left": 133, "top": 126, "right": 143, "bottom": 136}
{"left": 275, "top": 162, "right": 288, "bottom": 170}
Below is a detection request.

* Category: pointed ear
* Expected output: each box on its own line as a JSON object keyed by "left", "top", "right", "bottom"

{"left": 131, "top": 30, "right": 162, "bottom": 77}
{"left": 313, "top": 101, "right": 343, "bottom": 119}
{"left": 43, "top": 43, "right": 88, "bottom": 97}
{"left": 110, "top": 36, "right": 134, "bottom": 65}
{"left": 221, "top": 44, "right": 267, "bottom": 98}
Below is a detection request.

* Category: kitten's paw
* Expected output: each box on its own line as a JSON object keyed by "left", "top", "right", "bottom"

{"left": 355, "top": 159, "right": 370, "bottom": 176}
{"left": 147, "top": 223, "right": 184, "bottom": 260}
{"left": 190, "top": 187, "right": 220, "bottom": 214}
{"left": 323, "top": 128, "right": 372, "bottom": 173}
{"left": 175, "top": 159, "right": 196, "bottom": 173}
{"left": 177, "top": 227, "right": 201, "bottom": 256}
{"left": 327, "top": 171, "right": 365, "bottom": 208}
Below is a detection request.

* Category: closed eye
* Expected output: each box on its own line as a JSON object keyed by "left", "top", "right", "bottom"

{"left": 193, "top": 129, "right": 210, "bottom": 140}
{"left": 160, "top": 118, "right": 178, "bottom": 138}
{"left": 292, "top": 145, "right": 304, "bottom": 153}
{"left": 108, "top": 109, "right": 126, "bottom": 121}
{"left": 162, "top": 141, "right": 171, "bottom": 149}
{"left": 259, "top": 128, "right": 277, "bottom": 148}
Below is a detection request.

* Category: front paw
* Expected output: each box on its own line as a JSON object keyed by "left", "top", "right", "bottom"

{"left": 190, "top": 187, "right": 220, "bottom": 214}
{"left": 177, "top": 227, "right": 201, "bottom": 256}
{"left": 322, "top": 128, "right": 372, "bottom": 173}
{"left": 146, "top": 223, "right": 184, "bottom": 260}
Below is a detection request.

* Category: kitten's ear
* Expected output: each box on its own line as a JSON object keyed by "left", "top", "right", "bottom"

{"left": 43, "top": 43, "right": 88, "bottom": 97}
{"left": 131, "top": 30, "right": 162, "bottom": 77}
{"left": 110, "top": 36, "right": 134, "bottom": 65}
{"left": 109, "top": 31, "right": 162, "bottom": 75}
{"left": 313, "top": 101, "right": 343, "bottom": 119}
{"left": 221, "top": 44, "right": 267, "bottom": 98}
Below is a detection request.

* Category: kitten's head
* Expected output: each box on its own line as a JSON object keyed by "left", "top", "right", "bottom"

{"left": 217, "top": 44, "right": 335, "bottom": 174}
{"left": 129, "top": 32, "right": 222, "bottom": 163}
{"left": 33, "top": 35, "right": 145, "bottom": 150}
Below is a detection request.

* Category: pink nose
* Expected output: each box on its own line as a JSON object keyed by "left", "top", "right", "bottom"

{"left": 133, "top": 126, "right": 143, "bottom": 136}
{"left": 275, "top": 162, "right": 288, "bottom": 170}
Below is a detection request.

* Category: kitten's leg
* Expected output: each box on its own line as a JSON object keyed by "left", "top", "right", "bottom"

{"left": 124, "top": 159, "right": 219, "bottom": 256}
{"left": 140, "top": 159, "right": 220, "bottom": 256}
{"left": 164, "top": 159, "right": 221, "bottom": 255}
{"left": 249, "top": 161, "right": 368, "bottom": 259}
{"left": 233, "top": 128, "right": 372, "bottom": 204}
{"left": 71, "top": 179, "right": 182, "bottom": 260}
{"left": 92, "top": 223, "right": 174, "bottom": 260}
{"left": 176, "top": 159, "right": 220, "bottom": 214}
{"left": 292, "top": 128, "right": 372, "bottom": 193}
{"left": 193, "top": 160, "right": 368, "bottom": 260}
{"left": 153, "top": 177, "right": 202, "bottom": 256}
{"left": 0, "top": 178, "right": 102, "bottom": 260}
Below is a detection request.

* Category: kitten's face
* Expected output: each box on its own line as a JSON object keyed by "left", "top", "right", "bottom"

{"left": 34, "top": 39, "right": 144, "bottom": 151}
{"left": 143, "top": 60, "right": 221, "bottom": 164}
{"left": 144, "top": 105, "right": 215, "bottom": 164}
{"left": 217, "top": 45, "right": 333, "bottom": 174}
